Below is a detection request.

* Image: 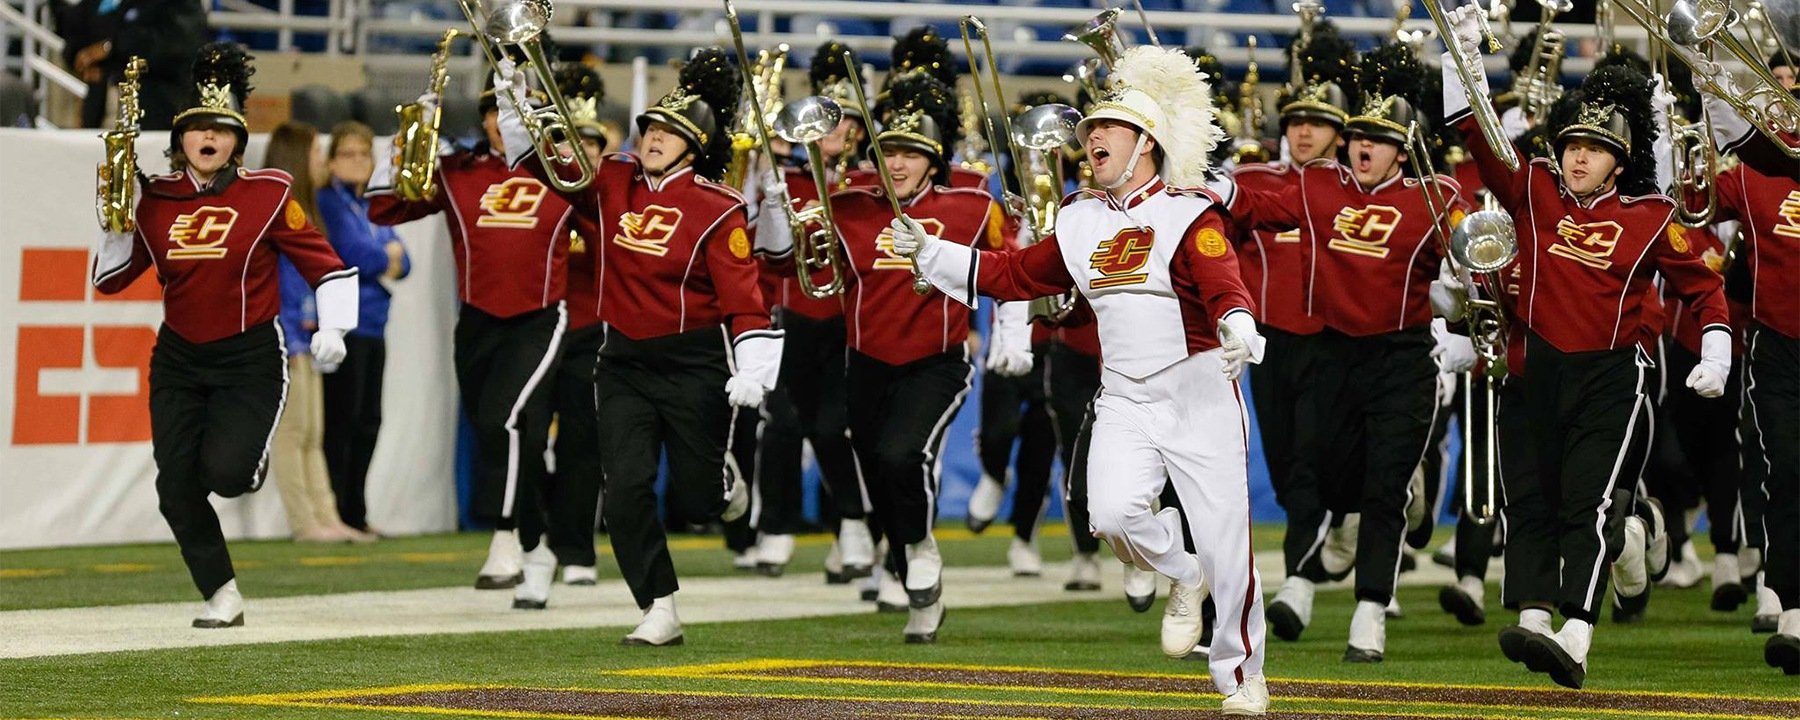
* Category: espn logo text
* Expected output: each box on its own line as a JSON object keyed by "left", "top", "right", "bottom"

{"left": 11, "top": 248, "right": 157, "bottom": 445}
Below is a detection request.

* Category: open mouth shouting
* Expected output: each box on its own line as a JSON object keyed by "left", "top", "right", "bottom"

{"left": 1088, "top": 145, "right": 1111, "bottom": 171}
{"left": 1354, "top": 146, "right": 1374, "bottom": 175}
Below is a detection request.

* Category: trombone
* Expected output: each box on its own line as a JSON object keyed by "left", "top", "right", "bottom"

{"left": 723, "top": 1, "right": 845, "bottom": 298}
{"left": 1612, "top": 0, "right": 1800, "bottom": 158}
{"left": 1408, "top": 121, "right": 1512, "bottom": 526}
{"left": 841, "top": 50, "right": 931, "bottom": 295}
{"left": 457, "top": 0, "right": 596, "bottom": 191}
{"left": 1514, "top": 0, "right": 1571, "bottom": 123}
{"left": 1422, "top": 0, "right": 1522, "bottom": 171}
{"left": 1647, "top": 11, "right": 1724, "bottom": 227}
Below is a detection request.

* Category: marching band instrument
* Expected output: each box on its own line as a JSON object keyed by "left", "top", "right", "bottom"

{"left": 1515, "top": 0, "right": 1570, "bottom": 121}
{"left": 1234, "top": 37, "right": 1271, "bottom": 164}
{"left": 1065, "top": 8, "right": 1128, "bottom": 72}
{"left": 1422, "top": 0, "right": 1522, "bottom": 171}
{"left": 394, "top": 29, "right": 462, "bottom": 202}
{"left": 1291, "top": 1, "right": 1325, "bottom": 90}
{"left": 1013, "top": 103, "right": 1083, "bottom": 322}
{"left": 841, "top": 50, "right": 932, "bottom": 295}
{"left": 1128, "top": 0, "right": 1164, "bottom": 49}
{"left": 456, "top": 0, "right": 597, "bottom": 191}
{"left": 774, "top": 96, "right": 851, "bottom": 299}
{"left": 1646, "top": 9, "right": 1725, "bottom": 228}
{"left": 957, "top": 16, "right": 1025, "bottom": 211}
{"left": 721, "top": 3, "right": 788, "bottom": 190}
{"left": 97, "top": 57, "right": 146, "bottom": 234}
{"left": 1614, "top": 0, "right": 1800, "bottom": 158}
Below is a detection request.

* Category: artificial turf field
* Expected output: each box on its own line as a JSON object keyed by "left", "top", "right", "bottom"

{"left": 3, "top": 525, "right": 1795, "bottom": 719}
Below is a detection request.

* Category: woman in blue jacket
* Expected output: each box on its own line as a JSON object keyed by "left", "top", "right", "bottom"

{"left": 316, "top": 121, "right": 410, "bottom": 536}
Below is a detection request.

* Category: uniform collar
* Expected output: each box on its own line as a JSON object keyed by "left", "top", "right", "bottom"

{"left": 643, "top": 164, "right": 695, "bottom": 193}
{"left": 1352, "top": 168, "right": 1405, "bottom": 195}
{"left": 898, "top": 181, "right": 936, "bottom": 208}
{"left": 1103, "top": 176, "right": 1165, "bottom": 211}
{"left": 1559, "top": 178, "right": 1618, "bottom": 209}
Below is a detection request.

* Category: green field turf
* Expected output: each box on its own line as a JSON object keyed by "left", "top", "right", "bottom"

{"left": 2, "top": 525, "right": 1792, "bottom": 719}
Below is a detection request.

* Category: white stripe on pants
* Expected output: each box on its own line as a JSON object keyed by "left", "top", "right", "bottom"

{"left": 1084, "top": 349, "right": 1266, "bottom": 695}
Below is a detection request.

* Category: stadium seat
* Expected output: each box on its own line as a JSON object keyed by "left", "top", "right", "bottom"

{"left": 0, "top": 72, "right": 33, "bottom": 127}
{"left": 350, "top": 87, "right": 410, "bottom": 135}
{"left": 290, "top": 84, "right": 352, "bottom": 130}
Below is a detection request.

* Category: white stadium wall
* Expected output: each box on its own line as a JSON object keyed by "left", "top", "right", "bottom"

{"left": 0, "top": 128, "right": 460, "bottom": 549}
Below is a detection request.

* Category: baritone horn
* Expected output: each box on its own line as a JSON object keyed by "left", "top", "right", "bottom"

{"left": 1422, "top": 0, "right": 1521, "bottom": 170}
{"left": 457, "top": 0, "right": 597, "bottom": 191}
{"left": 96, "top": 56, "right": 146, "bottom": 234}
{"left": 1065, "top": 8, "right": 1127, "bottom": 71}
{"left": 773, "top": 96, "right": 849, "bottom": 299}
{"left": 394, "top": 29, "right": 462, "bottom": 202}
{"left": 1613, "top": 0, "right": 1800, "bottom": 158}
{"left": 1013, "top": 103, "right": 1083, "bottom": 322}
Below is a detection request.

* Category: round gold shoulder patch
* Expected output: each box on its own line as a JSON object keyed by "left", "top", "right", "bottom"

{"left": 285, "top": 199, "right": 307, "bottom": 231}
{"left": 1667, "top": 225, "right": 1689, "bottom": 254}
{"left": 1195, "top": 227, "right": 1229, "bottom": 258}
{"left": 729, "top": 226, "right": 751, "bottom": 259}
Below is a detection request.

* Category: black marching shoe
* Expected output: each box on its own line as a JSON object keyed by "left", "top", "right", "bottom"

{"left": 1766, "top": 635, "right": 1800, "bottom": 675}
{"left": 1497, "top": 625, "right": 1536, "bottom": 664}
{"left": 1439, "top": 585, "right": 1486, "bottom": 627}
{"left": 1522, "top": 635, "right": 1586, "bottom": 689}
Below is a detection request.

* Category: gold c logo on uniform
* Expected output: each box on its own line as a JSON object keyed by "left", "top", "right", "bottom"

{"left": 1549, "top": 217, "right": 1625, "bottom": 270}
{"left": 614, "top": 205, "right": 684, "bottom": 257}
{"left": 1089, "top": 228, "right": 1155, "bottom": 288}
{"left": 1775, "top": 190, "right": 1800, "bottom": 239}
{"left": 166, "top": 207, "right": 240, "bottom": 259}
{"left": 876, "top": 218, "right": 944, "bottom": 269}
{"left": 476, "top": 178, "right": 549, "bottom": 229}
{"left": 1327, "top": 205, "right": 1402, "bottom": 258}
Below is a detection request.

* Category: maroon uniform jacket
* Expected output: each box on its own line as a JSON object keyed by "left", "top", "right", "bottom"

{"left": 1456, "top": 115, "right": 1730, "bottom": 354}
{"left": 1661, "top": 224, "right": 1745, "bottom": 356}
{"left": 1230, "top": 161, "right": 1325, "bottom": 335}
{"left": 368, "top": 148, "right": 573, "bottom": 319}
{"left": 1713, "top": 159, "right": 1800, "bottom": 339}
{"left": 831, "top": 182, "right": 1006, "bottom": 365}
{"left": 766, "top": 166, "right": 846, "bottom": 320}
{"left": 95, "top": 167, "right": 351, "bottom": 343}
{"left": 1227, "top": 161, "right": 1466, "bottom": 337}
{"left": 565, "top": 222, "right": 601, "bottom": 330}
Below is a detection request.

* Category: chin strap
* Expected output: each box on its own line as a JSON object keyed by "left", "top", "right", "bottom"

{"left": 1104, "top": 131, "right": 1152, "bottom": 191}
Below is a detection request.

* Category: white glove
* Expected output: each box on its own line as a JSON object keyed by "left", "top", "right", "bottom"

{"left": 493, "top": 61, "right": 535, "bottom": 168}
{"left": 753, "top": 199, "right": 795, "bottom": 256}
{"left": 1685, "top": 329, "right": 1732, "bottom": 398}
{"left": 1445, "top": 4, "right": 1485, "bottom": 59}
{"left": 726, "top": 329, "right": 785, "bottom": 408}
{"left": 985, "top": 301, "right": 1034, "bottom": 377}
{"left": 1429, "top": 259, "right": 1469, "bottom": 322}
{"left": 887, "top": 215, "right": 932, "bottom": 258}
{"left": 311, "top": 328, "right": 347, "bottom": 369}
{"left": 1500, "top": 105, "right": 1531, "bottom": 142}
{"left": 1217, "top": 310, "right": 1266, "bottom": 381}
{"left": 1430, "top": 317, "right": 1478, "bottom": 373}
{"left": 415, "top": 91, "right": 440, "bottom": 118}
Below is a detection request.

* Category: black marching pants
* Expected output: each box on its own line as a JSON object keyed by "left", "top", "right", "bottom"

{"left": 1422, "top": 372, "right": 1503, "bottom": 579}
{"left": 1499, "top": 331, "right": 1654, "bottom": 622}
{"left": 1046, "top": 341, "right": 1103, "bottom": 555}
{"left": 847, "top": 348, "right": 972, "bottom": 582}
{"left": 454, "top": 304, "right": 565, "bottom": 551}
{"left": 321, "top": 333, "right": 385, "bottom": 531}
{"left": 977, "top": 342, "right": 1058, "bottom": 541}
{"left": 1745, "top": 326, "right": 1799, "bottom": 609}
{"left": 1252, "top": 329, "right": 1338, "bottom": 578}
{"left": 150, "top": 322, "right": 287, "bottom": 599}
{"left": 1651, "top": 341, "right": 1745, "bottom": 554}
{"left": 1311, "top": 328, "right": 1439, "bottom": 605}
{"left": 545, "top": 323, "right": 604, "bottom": 566}
{"left": 598, "top": 326, "right": 738, "bottom": 608}
{"left": 764, "top": 310, "right": 861, "bottom": 530}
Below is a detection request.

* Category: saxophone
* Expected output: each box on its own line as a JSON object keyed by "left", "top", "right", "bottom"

{"left": 95, "top": 57, "right": 146, "bottom": 234}
{"left": 394, "top": 29, "right": 461, "bottom": 202}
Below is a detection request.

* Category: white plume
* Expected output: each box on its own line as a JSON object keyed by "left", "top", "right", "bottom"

{"left": 1110, "top": 45, "right": 1222, "bottom": 187}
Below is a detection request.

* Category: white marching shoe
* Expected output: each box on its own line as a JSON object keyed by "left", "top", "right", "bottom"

{"left": 512, "top": 540, "right": 556, "bottom": 610}
{"left": 1612, "top": 515, "right": 1649, "bottom": 599}
{"left": 476, "top": 529, "right": 524, "bottom": 589}
{"left": 561, "top": 565, "right": 598, "bottom": 586}
{"left": 875, "top": 570, "right": 910, "bottom": 613}
{"left": 904, "top": 599, "right": 948, "bottom": 644}
{"left": 904, "top": 537, "right": 944, "bottom": 608}
{"left": 1266, "top": 576, "right": 1314, "bottom": 642}
{"left": 1007, "top": 537, "right": 1043, "bottom": 577}
{"left": 966, "top": 472, "right": 1006, "bottom": 534}
{"left": 754, "top": 533, "right": 795, "bottom": 577}
{"left": 193, "top": 579, "right": 244, "bottom": 629}
{"left": 1124, "top": 563, "right": 1157, "bottom": 613}
{"left": 622, "top": 595, "right": 684, "bottom": 646}
{"left": 1320, "top": 514, "right": 1359, "bottom": 578}
{"left": 1660, "top": 540, "right": 1702, "bottom": 589}
{"left": 1712, "top": 552, "right": 1748, "bottom": 611}
{"left": 1753, "top": 580, "right": 1782, "bottom": 634}
{"left": 1065, "top": 552, "right": 1102, "bottom": 591}
{"left": 1221, "top": 674, "right": 1270, "bottom": 716}
{"left": 1344, "top": 599, "right": 1387, "bottom": 663}
{"left": 1160, "top": 578, "right": 1207, "bottom": 659}
{"left": 838, "top": 519, "right": 876, "bottom": 579}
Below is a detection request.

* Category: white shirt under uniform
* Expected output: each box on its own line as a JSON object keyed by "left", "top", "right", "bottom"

{"left": 912, "top": 177, "right": 1268, "bottom": 695}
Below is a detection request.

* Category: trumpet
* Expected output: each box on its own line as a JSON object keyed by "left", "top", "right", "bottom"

{"left": 774, "top": 97, "right": 850, "bottom": 299}
{"left": 394, "top": 30, "right": 462, "bottom": 202}
{"left": 1423, "top": 0, "right": 1521, "bottom": 171}
{"left": 840, "top": 50, "right": 931, "bottom": 295}
{"left": 1233, "top": 37, "right": 1271, "bottom": 164}
{"left": 96, "top": 56, "right": 146, "bottom": 234}
{"left": 457, "top": 0, "right": 597, "bottom": 191}
{"left": 1614, "top": 0, "right": 1800, "bottom": 158}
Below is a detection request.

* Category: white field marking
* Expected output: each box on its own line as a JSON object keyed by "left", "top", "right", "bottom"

{"left": 0, "top": 554, "right": 1476, "bottom": 659}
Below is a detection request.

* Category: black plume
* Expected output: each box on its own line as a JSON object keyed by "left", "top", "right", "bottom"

{"left": 1278, "top": 22, "right": 1358, "bottom": 110}
{"left": 1594, "top": 43, "right": 1651, "bottom": 78}
{"left": 680, "top": 46, "right": 742, "bottom": 182}
{"left": 1186, "top": 46, "right": 1238, "bottom": 110}
{"left": 554, "top": 63, "right": 604, "bottom": 102}
{"left": 887, "top": 72, "right": 956, "bottom": 142}
{"left": 1507, "top": 28, "right": 1540, "bottom": 75}
{"left": 1357, "top": 41, "right": 1426, "bottom": 111}
{"left": 1548, "top": 64, "right": 1658, "bottom": 196}
{"left": 811, "top": 40, "right": 857, "bottom": 92}
{"left": 890, "top": 26, "right": 958, "bottom": 88}
{"left": 190, "top": 41, "right": 255, "bottom": 107}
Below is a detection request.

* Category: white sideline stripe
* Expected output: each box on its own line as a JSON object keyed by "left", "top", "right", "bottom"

{"left": 0, "top": 557, "right": 1475, "bottom": 660}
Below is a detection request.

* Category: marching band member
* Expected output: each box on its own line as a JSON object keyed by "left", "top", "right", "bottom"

{"left": 367, "top": 72, "right": 575, "bottom": 601}
{"left": 499, "top": 47, "right": 776, "bottom": 646}
{"left": 1440, "top": 6, "right": 1732, "bottom": 687}
{"left": 1220, "top": 41, "right": 1470, "bottom": 663}
{"left": 893, "top": 46, "right": 1269, "bottom": 713}
{"left": 91, "top": 42, "right": 358, "bottom": 627}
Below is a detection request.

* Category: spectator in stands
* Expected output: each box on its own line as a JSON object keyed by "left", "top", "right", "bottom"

{"left": 52, "top": 0, "right": 208, "bottom": 129}
{"left": 267, "top": 121, "right": 372, "bottom": 544}
{"left": 317, "top": 120, "right": 410, "bottom": 538}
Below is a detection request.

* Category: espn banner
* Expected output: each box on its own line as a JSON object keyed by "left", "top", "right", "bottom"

{"left": 0, "top": 128, "right": 458, "bottom": 549}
